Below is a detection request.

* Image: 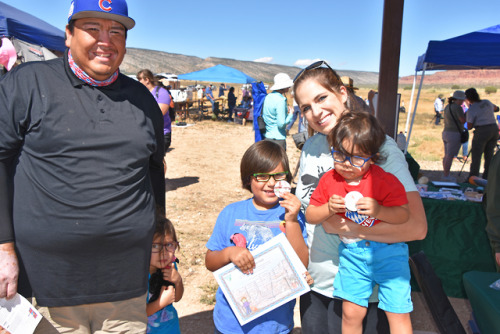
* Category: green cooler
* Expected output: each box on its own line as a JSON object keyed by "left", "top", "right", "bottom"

{"left": 463, "top": 271, "right": 500, "bottom": 334}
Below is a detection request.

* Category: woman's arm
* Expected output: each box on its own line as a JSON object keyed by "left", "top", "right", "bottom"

{"left": 356, "top": 197, "right": 409, "bottom": 224}
{"left": 158, "top": 103, "right": 169, "bottom": 116}
{"left": 323, "top": 192, "right": 427, "bottom": 243}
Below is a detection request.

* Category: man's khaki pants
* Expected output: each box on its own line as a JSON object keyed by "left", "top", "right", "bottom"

{"left": 33, "top": 294, "right": 147, "bottom": 334}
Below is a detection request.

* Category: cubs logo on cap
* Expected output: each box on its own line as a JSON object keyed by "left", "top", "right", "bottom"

{"left": 68, "top": 0, "right": 135, "bottom": 30}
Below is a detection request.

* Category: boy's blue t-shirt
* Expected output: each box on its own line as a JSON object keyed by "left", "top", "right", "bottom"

{"left": 206, "top": 198, "right": 307, "bottom": 334}
{"left": 146, "top": 264, "right": 181, "bottom": 334}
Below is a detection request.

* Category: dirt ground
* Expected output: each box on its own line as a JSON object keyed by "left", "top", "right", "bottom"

{"left": 166, "top": 118, "right": 475, "bottom": 334}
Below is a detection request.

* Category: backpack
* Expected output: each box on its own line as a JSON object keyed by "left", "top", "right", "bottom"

{"left": 155, "top": 86, "right": 175, "bottom": 109}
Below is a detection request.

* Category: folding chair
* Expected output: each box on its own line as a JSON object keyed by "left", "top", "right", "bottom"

{"left": 409, "top": 251, "right": 466, "bottom": 334}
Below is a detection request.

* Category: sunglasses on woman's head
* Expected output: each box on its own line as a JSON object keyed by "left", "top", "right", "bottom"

{"left": 293, "top": 60, "right": 342, "bottom": 83}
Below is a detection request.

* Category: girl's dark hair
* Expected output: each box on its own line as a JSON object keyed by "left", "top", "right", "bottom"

{"left": 328, "top": 112, "right": 386, "bottom": 164}
{"left": 154, "top": 209, "right": 178, "bottom": 246}
{"left": 465, "top": 88, "right": 480, "bottom": 103}
{"left": 240, "top": 141, "right": 291, "bottom": 192}
{"left": 292, "top": 67, "right": 358, "bottom": 112}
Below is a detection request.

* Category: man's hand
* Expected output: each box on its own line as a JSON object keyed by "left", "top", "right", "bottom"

{"left": 0, "top": 243, "right": 18, "bottom": 299}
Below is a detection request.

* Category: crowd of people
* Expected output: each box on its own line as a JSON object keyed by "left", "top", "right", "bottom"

{"left": 0, "top": 0, "right": 498, "bottom": 333}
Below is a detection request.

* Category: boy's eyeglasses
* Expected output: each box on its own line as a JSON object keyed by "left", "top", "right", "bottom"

{"left": 152, "top": 242, "right": 178, "bottom": 253}
{"left": 293, "top": 60, "right": 341, "bottom": 83}
{"left": 252, "top": 171, "right": 289, "bottom": 182}
{"left": 331, "top": 149, "right": 373, "bottom": 168}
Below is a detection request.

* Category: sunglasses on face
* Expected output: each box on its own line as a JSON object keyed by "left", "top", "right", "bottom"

{"left": 252, "top": 171, "right": 289, "bottom": 182}
{"left": 331, "top": 149, "right": 373, "bottom": 168}
{"left": 293, "top": 60, "right": 342, "bottom": 83}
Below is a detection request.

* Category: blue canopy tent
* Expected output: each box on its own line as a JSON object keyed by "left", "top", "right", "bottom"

{"left": 178, "top": 64, "right": 256, "bottom": 84}
{"left": 404, "top": 24, "right": 500, "bottom": 152}
{"left": 0, "top": 1, "right": 66, "bottom": 52}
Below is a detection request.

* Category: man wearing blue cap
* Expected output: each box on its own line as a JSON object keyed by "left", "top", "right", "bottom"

{"left": 0, "top": 0, "right": 165, "bottom": 332}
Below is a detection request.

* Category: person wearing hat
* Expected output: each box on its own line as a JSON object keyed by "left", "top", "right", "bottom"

{"left": 441, "top": 90, "right": 466, "bottom": 180}
{"left": 261, "top": 73, "right": 294, "bottom": 150}
{"left": 0, "top": 0, "right": 165, "bottom": 332}
{"left": 341, "top": 76, "right": 372, "bottom": 114}
{"left": 465, "top": 87, "right": 500, "bottom": 180}
{"left": 434, "top": 93, "right": 445, "bottom": 125}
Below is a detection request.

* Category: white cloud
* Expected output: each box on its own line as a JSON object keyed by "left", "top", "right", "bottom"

{"left": 294, "top": 58, "right": 324, "bottom": 68}
{"left": 253, "top": 57, "right": 273, "bottom": 63}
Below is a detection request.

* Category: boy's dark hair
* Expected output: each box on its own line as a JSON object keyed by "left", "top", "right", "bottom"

{"left": 328, "top": 111, "right": 386, "bottom": 164}
{"left": 240, "top": 141, "right": 291, "bottom": 192}
{"left": 154, "top": 208, "right": 178, "bottom": 246}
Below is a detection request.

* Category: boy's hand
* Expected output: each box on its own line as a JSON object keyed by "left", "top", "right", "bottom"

{"left": 328, "top": 195, "right": 345, "bottom": 215}
{"left": 303, "top": 271, "right": 314, "bottom": 286}
{"left": 158, "top": 285, "right": 176, "bottom": 308}
{"left": 229, "top": 247, "right": 255, "bottom": 275}
{"left": 279, "top": 192, "right": 300, "bottom": 222}
{"left": 356, "top": 197, "right": 380, "bottom": 217}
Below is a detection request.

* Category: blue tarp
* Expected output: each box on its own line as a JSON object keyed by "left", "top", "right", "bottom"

{"left": 251, "top": 82, "right": 267, "bottom": 142}
{"left": 178, "top": 64, "right": 256, "bottom": 84}
{"left": 0, "top": 1, "right": 66, "bottom": 52}
{"left": 416, "top": 24, "right": 500, "bottom": 71}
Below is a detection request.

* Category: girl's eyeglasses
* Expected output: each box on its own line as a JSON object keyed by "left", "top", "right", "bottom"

{"left": 152, "top": 242, "right": 178, "bottom": 253}
{"left": 252, "top": 171, "right": 289, "bottom": 182}
{"left": 293, "top": 60, "right": 341, "bottom": 83}
{"left": 331, "top": 149, "right": 373, "bottom": 168}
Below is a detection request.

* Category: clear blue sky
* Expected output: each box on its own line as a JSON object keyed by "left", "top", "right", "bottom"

{"left": 3, "top": 0, "right": 500, "bottom": 76}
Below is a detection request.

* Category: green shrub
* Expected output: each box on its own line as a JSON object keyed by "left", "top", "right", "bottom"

{"left": 451, "top": 84, "right": 460, "bottom": 89}
{"left": 485, "top": 86, "right": 497, "bottom": 94}
{"left": 403, "top": 86, "right": 412, "bottom": 90}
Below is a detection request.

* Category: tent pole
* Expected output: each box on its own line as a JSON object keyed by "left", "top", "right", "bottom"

{"left": 404, "top": 70, "right": 418, "bottom": 136}
{"left": 405, "top": 63, "right": 426, "bottom": 154}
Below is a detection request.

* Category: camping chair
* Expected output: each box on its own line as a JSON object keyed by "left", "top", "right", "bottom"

{"left": 409, "top": 251, "right": 466, "bottom": 334}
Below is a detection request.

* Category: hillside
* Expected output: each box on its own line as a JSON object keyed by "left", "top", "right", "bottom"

{"left": 120, "top": 47, "right": 380, "bottom": 85}
{"left": 399, "top": 69, "right": 500, "bottom": 87}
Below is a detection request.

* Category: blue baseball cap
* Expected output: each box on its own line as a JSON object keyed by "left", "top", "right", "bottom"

{"left": 68, "top": 0, "right": 135, "bottom": 30}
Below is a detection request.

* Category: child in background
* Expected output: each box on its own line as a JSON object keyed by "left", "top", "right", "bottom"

{"left": 205, "top": 140, "right": 309, "bottom": 333}
{"left": 147, "top": 214, "right": 184, "bottom": 334}
{"left": 306, "top": 112, "right": 412, "bottom": 334}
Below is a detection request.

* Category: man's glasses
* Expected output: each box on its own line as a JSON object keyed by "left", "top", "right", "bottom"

{"left": 331, "top": 149, "right": 373, "bottom": 168}
{"left": 252, "top": 171, "right": 289, "bottom": 182}
{"left": 293, "top": 60, "right": 341, "bottom": 83}
{"left": 152, "top": 242, "right": 178, "bottom": 253}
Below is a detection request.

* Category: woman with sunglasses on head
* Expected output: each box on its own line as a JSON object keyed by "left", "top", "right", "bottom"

{"left": 293, "top": 61, "right": 427, "bottom": 333}
{"left": 306, "top": 112, "right": 412, "bottom": 333}
{"left": 205, "top": 140, "right": 309, "bottom": 333}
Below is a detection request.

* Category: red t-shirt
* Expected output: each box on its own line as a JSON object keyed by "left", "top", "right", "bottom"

{"left": 309, "top": 165, "right": 408, "bottom": 226}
